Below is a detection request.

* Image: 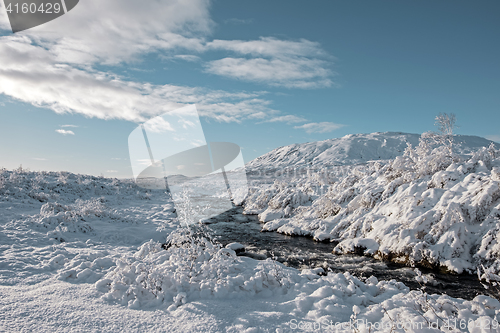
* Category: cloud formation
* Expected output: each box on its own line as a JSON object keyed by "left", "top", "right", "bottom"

{"left": 0, "top": 0, "right": 337, "bottom": 128}
{"left": 0, "top": 37, "right": 280, "bottom": 123}
{"left": 205, "top": 37, "right": 334, "bottom": 88}
{"left": 294, "top": 122, "right": 344, "bottom": 134}
{"left": 55, "top": 129, "right": 75, "bottom": 135}
{"left": 265, "top": 115, "right": 307, "bottom": 124}
{"left": 0, "top": 0, "right": 211, "bottom": 65}
{"left": 2, "top": 0, "right": 334, "bottom": 90}
{"left": 173, "top": 55, "right": 202, "bottom": 62}
{"left": 143, "top": 117, "right": 174, "bottom": 133}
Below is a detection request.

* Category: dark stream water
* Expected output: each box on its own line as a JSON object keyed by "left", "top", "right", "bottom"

{"left": 203, "top": 206, "right": 492, "bottom": 301}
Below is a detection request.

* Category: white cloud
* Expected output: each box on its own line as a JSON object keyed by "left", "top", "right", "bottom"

{"left": 265, "top": 115, "right": 307, "bottom": 124}
{"left": 173, "top": 55, "right": 202, "bottom": 62}
{"left": 106, "top": 170, "right": 118, "bottom": 173}
{"left": 55, "top": 129, "right": 75, "bottom": 135}
{"left": 205, "top": 37, "right": 335, "bottom": 88}
{"left": 206, "top": 57, "right": 333, "bottom": 88}
{"left": 32, "top": 157, "right": 47, "bottom": 161}
{"left": 143, "top": 117, "right": 174, "bottom": 133}
{"left": 294, "top": 122, "right": 344, "bottom": 134}
{"left": 207, "top": 37, "right": 326, "bottom": 58}
{"left": 0, "top": 37, "right": 279, "bottom": 123}
{"left": 1, "top": 0, "right": 212, "bottom": 65}
{"left": 486, "top": 135, "right": 500, "bottom": 143}
{"left": 0, "top": 1, "right": 337, "bottom": 131}
{"left": 61, "top": 124, "right": 78, "bottom": 128}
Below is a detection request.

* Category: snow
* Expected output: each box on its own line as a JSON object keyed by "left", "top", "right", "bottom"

{"left": 226, "top": 242, "right": 246, "bottom": 253}
{"left": 245, "top": 133, "right": 500, "bottom": 276}
{"left": 2, "top": 132, "right": 500, "bottom": 331}
{"left": 246, "top": 132, "right": 499, "bottom": 171}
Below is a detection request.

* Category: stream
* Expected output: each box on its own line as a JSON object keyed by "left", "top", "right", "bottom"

{"left": 203, "top": 206, "right": 492, "bottom": 301}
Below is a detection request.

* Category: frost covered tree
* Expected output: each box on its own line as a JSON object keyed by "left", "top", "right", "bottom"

{"left": 434, "top": 112, "right": 457, "bottom": 157}
{"left": 389, "top": 113, "right": 460, "bottom": 179}
{"left": 418, "top": 113, "right": 459, "bottom": 170}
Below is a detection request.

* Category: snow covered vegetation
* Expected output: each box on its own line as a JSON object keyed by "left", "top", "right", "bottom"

{"left": 4, "top": 128, "right": 500, "bottom": 331}
{"left": 245, "top": 130, "right": 500, "bottom": 276}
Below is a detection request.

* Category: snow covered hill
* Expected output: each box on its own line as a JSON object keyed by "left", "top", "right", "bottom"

{"left": 246, "top": 132, "right": 499, "bottom": 170}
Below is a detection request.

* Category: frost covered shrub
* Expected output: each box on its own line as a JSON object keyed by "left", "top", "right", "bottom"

{"left": 253, "top": 180, "right": 313, "bottom": 222}
{"left": 31, "top": 198, "right": 115, "bottom": 238}
{"left": 304, "top": 167, "right": 336, "bottom": 186}
{"left": 478, "top": 265, "right": 500, "bottom": 294}
{"left": 244, "top": 183, "right": 280, "bottom": 214}
{"left": 96, "top": 226, "right": 295, "bottom": 309}
{"left": 268, "top": 186, "right": 310, "bottom": 211}
{"left": 162, "top": 226, "right": 230, "bottom": 282}
{"left": 40, "top": 198, "right": 106, "bottom": 219}
{"left": 386, "top": 132, "right": 460, "bottom": 184}
{"left": 314, "top": 196, "right": 341, "bottom": 219}
{"left": 73, "top": 198, "right": 107, "bottom": 217}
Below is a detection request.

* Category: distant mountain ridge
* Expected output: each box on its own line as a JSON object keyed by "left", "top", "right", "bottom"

{"left": 247, "top": 132, "right": 499, "bottom": 170}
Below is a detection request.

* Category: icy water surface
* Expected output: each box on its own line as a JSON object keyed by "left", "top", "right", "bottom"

{"left": 204, "top": 206, "right": 491, "bottom": 301}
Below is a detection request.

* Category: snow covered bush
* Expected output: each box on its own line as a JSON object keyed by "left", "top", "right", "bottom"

{"left": 253, "top": 180, "right": 312, "bottom": 222}
{"left": 30, "top": 198, "right": 113, "bottom": 238}
{"left": 478, "top": 265, "right": 500, "bottom": 296}
{"left": 96, "top": 226, "right": 296, "bottom": 309}
{"left": 314, "top": 195, "right": 342, "bottom": 219}
{"left": 386, "top": 130, "right": 460, "bottom": 184}
{"left": 244, "top": 183, "right": 280, "bottom": 215}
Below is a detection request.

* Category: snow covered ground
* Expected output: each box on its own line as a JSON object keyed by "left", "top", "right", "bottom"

{"left": 3, "top": 132, "right": 500, "bottom": 332}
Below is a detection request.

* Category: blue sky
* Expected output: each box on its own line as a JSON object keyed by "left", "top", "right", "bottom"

{"left": 0, "top": 0, "right": 499, "bottom": 177}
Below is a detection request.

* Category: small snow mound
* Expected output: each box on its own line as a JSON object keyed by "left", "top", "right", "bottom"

{"left": 225, "top": 242, "right": 245, "bottom": 254}
{"left": 334, "top": 238, "right": 380, "bottom": 256}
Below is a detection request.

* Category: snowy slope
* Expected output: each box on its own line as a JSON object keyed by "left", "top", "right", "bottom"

{"left": 246, "top": 132, "right": 499, "bottom": 170}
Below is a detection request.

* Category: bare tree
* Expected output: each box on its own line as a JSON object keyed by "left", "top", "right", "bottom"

{"left": 435, "top": 113, "right": 457, "bottom": 156}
